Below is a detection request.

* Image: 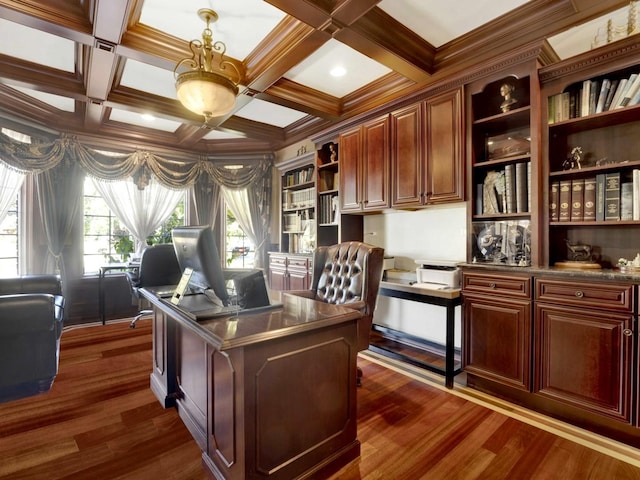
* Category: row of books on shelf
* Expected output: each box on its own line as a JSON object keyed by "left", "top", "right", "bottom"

{"left": 282, "top": 186, "right": 315, "bottom": 210}
{"left": 283, "top": 211, "right": 314, "bottom": 233}
{"left": 475, "top": 161, "right": 531, "bottom": 215}
{"left": 550, "top": 170, "right": 640, "bottom": 222}
{"left": 317, "top": 193, "right": 339, "bottom": 225}
{"left": 548, "top": 71, "right": 640, "bottom": 123}
{"left": 284, "top": 165, "right": 314, "bottom": 187}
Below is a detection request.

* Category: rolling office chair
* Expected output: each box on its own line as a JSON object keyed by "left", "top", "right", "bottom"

{"left": 287, "top": 241, "right": 384, "bottom": 386}
{"left": 126, "top": 243, "right": 182, "bottom": 328}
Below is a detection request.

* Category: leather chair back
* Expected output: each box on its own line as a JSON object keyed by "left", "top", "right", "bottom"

{"left": 310, "top": 241, "right": 384, "bottom": 351}
{"left": 129, "top": 244, "right": 182, "bottom": 294}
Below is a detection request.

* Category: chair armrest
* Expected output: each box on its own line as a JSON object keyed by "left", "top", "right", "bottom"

{"left": 0, "top": 275, "right": 62, "bottom": 296}
{"left": 0, "top": 294, "right": 58, "bottom": 335}
{"left": 284, "top": 290, "right": 316, "bottom": 300}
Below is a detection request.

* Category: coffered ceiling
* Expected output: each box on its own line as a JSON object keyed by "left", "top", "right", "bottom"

{"left": 0, "top": 0, "right": 634, "bottom": 155}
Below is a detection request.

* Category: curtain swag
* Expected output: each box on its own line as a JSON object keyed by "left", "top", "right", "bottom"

{"left": 0, "top": 132, "right": 273, "bottom": 190}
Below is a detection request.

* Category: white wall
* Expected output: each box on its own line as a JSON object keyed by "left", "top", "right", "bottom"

{"left": 362, "top": 202, "right": 468, "bottom": 270}
{"left": 364, "top": 202, "right": 468, "bottom": 347}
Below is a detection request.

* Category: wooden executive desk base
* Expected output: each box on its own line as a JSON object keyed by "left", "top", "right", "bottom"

{"left": 143, "top": 289, "right": 362, "bottom": 480}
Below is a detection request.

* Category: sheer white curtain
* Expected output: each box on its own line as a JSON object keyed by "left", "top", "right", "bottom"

{"left": 223, "top": 187, "right": 269, "bottom": 268}
{"left": 0, "top": 163, "right": 24, "bottom": 224}
{"left": 92, "top": 177, "right": 185, "bottom": 253}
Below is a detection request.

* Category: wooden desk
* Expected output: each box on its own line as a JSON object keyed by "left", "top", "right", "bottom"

{"left": 140, "top": 288, "right": 362, "bottom": 480}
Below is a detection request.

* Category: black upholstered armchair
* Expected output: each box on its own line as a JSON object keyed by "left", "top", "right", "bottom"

{"left": 287, "top": 241, "right": 384, "bottom": 384}
{"left": 126, "top": 243, "right": 182, "bottom": 328}
{"left": 0, "top": 274, "right": 65, "bottom": 403}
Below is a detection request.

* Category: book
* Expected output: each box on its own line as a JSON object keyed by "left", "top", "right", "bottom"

{"left": 549, "top": 181, "right": 560, "bottom": 222}
{"left": 559, "top": 180, "right": 572, "bottom": 221}
{"left": 595, "top": 78, "right": 611, "bottom": 113}
{"left": 583, "top": 177, "right": 596, "bottom": 221}
{"left": 580, "top": 79, "right": 591, "bottom": 117}
{"left": 588, "top": 80, "right": 599, "bottom": 115}
{"left": 570, "top": 178, "right": 584, "bottom": 221}
{"left": 603, "top": 79, "right": 619, "bottom": 111}
{"left": 621, "top": 182, "right": 633, "bottom": 220}
{"left": 634, "top": 169, "right": 640, "bottom": 221}
{"left": 605, "top": 172, "right": 621, "bottom": 221}
{"left": 613, "top": 74, "right": 637, "bottom": 109}
{"left": 515, "top": 162, "right": 528, "bottom": 213}
{"left": 619, "top": 73, "right": 640, "bottom": 108}
{"left": 595, "top": 173, "right": 606, "bottom": 221}
{"left": 608, "top": 78, "right": 628, "bottom": 110}
{"left": 504, "top": 164, "right": 516, "bottom": 213}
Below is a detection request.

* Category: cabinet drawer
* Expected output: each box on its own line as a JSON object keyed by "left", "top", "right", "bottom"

{"left": 269, "top": 255, "right": 287, "bottom": 268}
{"left": 462, "top": 271, "right": 531, "bottom": 299}
{"left": 287, "top": 257, "right": 309, "bottom": 270}
{"left": 535, "top": 278, "right": 634, "bottom": 313}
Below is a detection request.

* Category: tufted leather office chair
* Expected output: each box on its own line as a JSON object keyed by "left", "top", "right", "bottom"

{"left": 126, "top": 244, "right": 182, "bottom": 328}
{"left": 287, "top": 241, "right": 384, "bottom": 385}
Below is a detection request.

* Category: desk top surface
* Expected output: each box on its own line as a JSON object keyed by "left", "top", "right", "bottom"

{"left": 140, "top": 287, "right": 362, "bottom": 350}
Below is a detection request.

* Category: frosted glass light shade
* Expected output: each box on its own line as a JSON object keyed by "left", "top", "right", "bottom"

{"left": 175, "top": 70, "right": 238, "bottom": 118}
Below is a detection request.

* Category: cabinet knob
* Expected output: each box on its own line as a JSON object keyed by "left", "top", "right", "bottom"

{"left": 574, "top": 290, "right": 584, "bottom": 298}
{"left": 623, "top": 329, "right": 633, "bottom": 337}
{"left": 488, "top": 282, "right": 496, "bottom": 289}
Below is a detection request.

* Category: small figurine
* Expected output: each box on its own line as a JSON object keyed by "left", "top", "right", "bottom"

{"left": 563, "top": 146, "right": 583, "bottom": 170}
{"left": 566, "top": 239, "right": 592, "bottom": 262}
{"left": 499, "top": 83, "right": 517, "bottom": 112}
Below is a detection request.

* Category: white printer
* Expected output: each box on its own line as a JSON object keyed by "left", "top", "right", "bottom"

{"left": 414, "top": 259, "right": 460, "bottom": 289}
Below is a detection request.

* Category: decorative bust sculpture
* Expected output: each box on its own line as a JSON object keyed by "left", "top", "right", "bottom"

{"left": 499, "top": 83, "right": 517, "bottom": 112}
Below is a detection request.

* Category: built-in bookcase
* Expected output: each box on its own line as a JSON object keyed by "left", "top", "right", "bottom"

{"left": 468, "top": 73, "right": 535, "bottom": 267}
{"left": 540, "top": 36, "right": 640, "bottom": 267}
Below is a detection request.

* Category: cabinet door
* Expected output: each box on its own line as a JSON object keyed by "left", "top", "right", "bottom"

{"left": 268, "top": 255, "right": 287, "bottom": 291}
{"left": 425, "top": 88, "right": 464, "bottom": 204}
{"left": 391, "top": 103, "right": 424, "bottom": 207}
{"left": 339, "top": 127, "right": 362, "bottom": 212}
{"left": 463, "top": 293, "right": 531, "bottom": 391}
{"left": 361, "top": 115, "right": 390, "bottom": 211}
{"left": 535, "top": 304, "right": 632, "bottom": 423}
{"left": 287, "top": 256, "right": 310, "bottom": 291}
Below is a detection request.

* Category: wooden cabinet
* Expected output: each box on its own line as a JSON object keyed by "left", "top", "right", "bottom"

{"left": 462, "top": 271, "right": 532, "bottom": 391}
{"left": 390, "top": 88, "right": 464, "bottom": 208}
{"left": 539, "top": 37, "right": 640, "bottom": 268}
{"left": 267, "top": 253, "right": 311, "bottom": 291}
{"left": 534, "top": 277, "right": 634, "bottom": 423}
{"left": 339, "top": 115, "right": 390, "bottom": 213}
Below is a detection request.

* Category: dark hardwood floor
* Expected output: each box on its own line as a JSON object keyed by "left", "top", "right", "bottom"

{"left": 1, "top": 318, "right": 640, "bottom": 479}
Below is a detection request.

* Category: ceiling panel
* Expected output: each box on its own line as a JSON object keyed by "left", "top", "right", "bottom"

{"left": 0, "top": 0, "right": 634, "bottom": 154}
{"left": 0, "top": 18, "right": 75, "bottom": 72}
{"left": 138, "top": 0, "right": 287, "bottom": 60}
{"left": 379, "top": 0, "right": 532, "bottom": 47}
{"left": 284, "top": 39, "right": 392, "bottom": 97}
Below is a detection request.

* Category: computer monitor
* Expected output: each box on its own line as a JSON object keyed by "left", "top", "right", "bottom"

{"left": 171, "top": 226, "right": 230, "bottom": 306}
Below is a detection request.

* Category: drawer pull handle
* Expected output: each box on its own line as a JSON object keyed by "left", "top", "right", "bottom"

{"left": 488, "top": 283, "right": 496, "bottom": 289}
{"left": 575, "top": 290, "right": 584, "bottom": 298}
{"left": 624, "top": 329, "right": 633, "bottom": 337}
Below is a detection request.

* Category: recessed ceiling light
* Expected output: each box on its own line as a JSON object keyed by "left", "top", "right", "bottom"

{"left": 330, "top": 66, "right": 347, "bottom": 77}
{"left": 141, "top": 113, "right": 155, "bottom": 121}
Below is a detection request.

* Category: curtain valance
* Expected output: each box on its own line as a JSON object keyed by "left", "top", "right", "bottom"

{"left": 0, "top": 131, "right": 273, "bottom": 189}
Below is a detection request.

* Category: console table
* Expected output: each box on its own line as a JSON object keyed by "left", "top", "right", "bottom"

{"left": 140, "top": 288, "right": 362, "bottom": 480}
{"left": 369, "top": 281, "right": 462, "bottom": 388}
